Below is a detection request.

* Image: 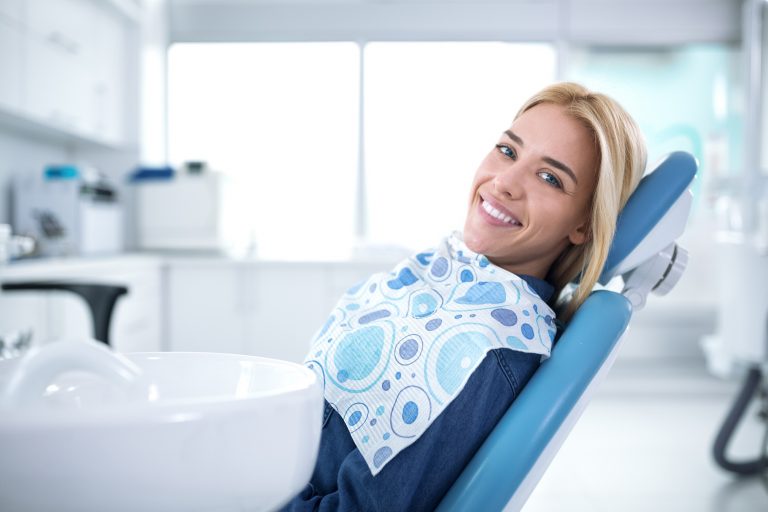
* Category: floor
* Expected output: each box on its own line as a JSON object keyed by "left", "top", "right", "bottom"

{"left": 523, "top": 361, "right": 768, "bottom": 512}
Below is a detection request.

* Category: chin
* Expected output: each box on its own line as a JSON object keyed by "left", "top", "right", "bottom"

{"left": 464, "top": 214, "right": 497, "bottom": 250}
{"left": 462, "top": 228, "right": 491, "bottom": 255}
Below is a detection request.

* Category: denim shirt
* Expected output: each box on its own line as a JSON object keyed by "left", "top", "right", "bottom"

{"left": 281, "top": 275, "right": 554, "bottom": 512}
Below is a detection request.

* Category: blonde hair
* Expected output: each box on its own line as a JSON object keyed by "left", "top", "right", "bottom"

{"left": 515, "top": 82, "right": 647, "bottom": 321}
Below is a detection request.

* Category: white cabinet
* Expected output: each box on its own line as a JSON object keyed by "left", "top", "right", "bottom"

{"left": 46, "top": 260, "right": 164, "bottom": 353}
{"left": 24, "top": 27, "right": 92, "bottom": 133}
{"left": 0, "top": 17, "right": 23, "bottom": 111}
{"left": 167, "top": 264, "right": 250, "bottom": 354}
{"left": 0, "top": 256, "right": 394, "bottom": 362}
{"left": 0, "top": 0, "right": 131, "bottom": 146}
{"left": 24, "top": 0, "right": 94, "bottom": 134}
{"left": 0, "top": 256, "right": 163, "bottom": 353}
{"left": 0, "top": 0, "right": 24, "bottom": 24}
{"left": 167, "top": 261, "right": 388, "bottom": 363}
{"left": 91, "top": 6, "right": 126, "bottom": 144}
{"left": 0, "top": 289, "right": 53, "bottom": 342}
{"left": 246, "top": 266, "right": 331, "bottom": 362}
{"left": 166, "top": 262, "right": 319, "bottom": 361}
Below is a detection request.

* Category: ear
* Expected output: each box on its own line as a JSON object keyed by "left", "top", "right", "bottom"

{"left": 568, "top": 218, "right": 590, "bottom": 245}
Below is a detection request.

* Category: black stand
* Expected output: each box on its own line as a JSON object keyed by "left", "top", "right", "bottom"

{"left": 1, "top": 282, "right": 128, "bottom": 346}
{"left": 712, "top": 365, "right": 768, "bottom": 475}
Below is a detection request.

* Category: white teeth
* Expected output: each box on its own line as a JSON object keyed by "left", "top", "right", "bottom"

{"left": 482, "top": 200, "right": 520, "bottom": 225}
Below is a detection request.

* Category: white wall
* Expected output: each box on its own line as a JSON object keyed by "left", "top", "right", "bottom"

{"left": 0, "top": 132, "right": 73, "bottom": 224}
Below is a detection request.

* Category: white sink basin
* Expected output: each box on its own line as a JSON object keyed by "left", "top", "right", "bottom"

{"left": 0, "top": 339, "right": 323, "bottom": 512}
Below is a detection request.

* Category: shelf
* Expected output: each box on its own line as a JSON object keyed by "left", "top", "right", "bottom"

{"left": 0, "top": 105, "right": 134, "bottom": 152}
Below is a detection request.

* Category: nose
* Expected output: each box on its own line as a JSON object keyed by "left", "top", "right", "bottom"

{"left": 492, "top": 161, "right": 527, "bottom": 200}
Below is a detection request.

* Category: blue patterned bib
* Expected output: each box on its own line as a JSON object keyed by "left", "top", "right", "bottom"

{"left": 303, "top": 232, "right": 556, "bottom": 475}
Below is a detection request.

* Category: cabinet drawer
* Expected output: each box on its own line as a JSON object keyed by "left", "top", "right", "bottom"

{"left": 23, "top": 31, "right": 92, "bottom": 135}
{"left": 26, "top": 0, "right": 93, "bottom": 59}
{"left": 167, "top": 266, "right": 249, "bottom": 354}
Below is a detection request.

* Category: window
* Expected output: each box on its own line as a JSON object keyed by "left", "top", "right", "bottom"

{"left": 364, "top": 42, "right": 556, "bottom": 249}
{"left": 168, "top": 43, "right": 360, "bottom": 259}
{"left": 167, "top": 42, "right": 557, "bottom": 257}
{"left": 564, "top": 44, "right": 743, "bottom": 215}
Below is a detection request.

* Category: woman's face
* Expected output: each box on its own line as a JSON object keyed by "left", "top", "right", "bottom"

{"left": 463, "top": 102, "right": 598, "bottom": 279}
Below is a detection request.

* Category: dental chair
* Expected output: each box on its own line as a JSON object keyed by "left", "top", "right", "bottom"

{"left": 437, "top": 151, "right": 698, "bottom": 511}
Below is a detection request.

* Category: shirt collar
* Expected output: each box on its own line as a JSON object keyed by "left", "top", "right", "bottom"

{"left": 518, "top": 274, "right": 554, "bottom": 302}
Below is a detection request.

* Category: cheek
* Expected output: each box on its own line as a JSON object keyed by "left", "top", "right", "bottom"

{"left": 467, "top": 169, "right": 488, "bottom": 201}
{"left": 558, "top": 204, "right": 591, "bottom": 237}
{"left": 531, "top": 195, "right": 580, "bottom": 232}
{"left": 470, "top": 157, "right": 496, "bottom": 189}
{"left": 568, "top": 189, "right": 594, "bottom": 228}
{"left": 474, "top": 152, "right": 497, "bottom": 177}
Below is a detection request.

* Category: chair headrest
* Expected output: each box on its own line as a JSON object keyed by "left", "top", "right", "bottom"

{"left": 599, "top": 151, "right": 698, "bottom": 283}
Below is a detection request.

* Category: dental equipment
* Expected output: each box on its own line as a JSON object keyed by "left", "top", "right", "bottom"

{"left": 703, "top": 0, "right": 768, "bottom": 478}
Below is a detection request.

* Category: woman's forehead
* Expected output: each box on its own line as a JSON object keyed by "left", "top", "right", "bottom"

{"left": 509, "top": 103, "right": 598, "bottom": 183}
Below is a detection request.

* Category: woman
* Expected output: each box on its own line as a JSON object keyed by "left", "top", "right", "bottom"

{"left": 282, "top": 82, "right": 647, "bottom": 511}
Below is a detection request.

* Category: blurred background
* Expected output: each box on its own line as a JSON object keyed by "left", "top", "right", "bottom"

{"left": 0, "top": 0, "right": 766, "bottom": 510}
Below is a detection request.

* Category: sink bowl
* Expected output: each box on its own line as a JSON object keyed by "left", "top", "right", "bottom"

{"left": 0, "top": 339, "right": 323, "bottom": 512}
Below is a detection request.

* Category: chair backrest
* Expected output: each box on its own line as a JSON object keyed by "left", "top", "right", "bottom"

{"left": 437, "top": 152, "right": 698, "bottom": 511}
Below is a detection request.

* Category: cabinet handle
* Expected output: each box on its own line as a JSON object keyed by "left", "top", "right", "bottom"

{"left": 46, "top": 31, "right": 79, "bottom": 55}
{"left": 65, "top": 38, "right": 80, "bottom": 55}
{"left": 46, "top": 31, "right": 63, "bottom": 46}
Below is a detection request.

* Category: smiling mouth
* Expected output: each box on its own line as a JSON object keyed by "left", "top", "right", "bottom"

{"left": 481, "top": 199, "right": 522, "bottom": 226}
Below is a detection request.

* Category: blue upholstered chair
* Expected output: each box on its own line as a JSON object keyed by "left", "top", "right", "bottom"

{"left": 437, "top": 151, "right": 698, "bottom": 511}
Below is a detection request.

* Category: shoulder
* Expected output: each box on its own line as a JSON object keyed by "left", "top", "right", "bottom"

{"left": 489, "top": 349, "right": 542, "bottom": 398}
{"left": 451, "top": 349, "right": 541, "bottom": 410}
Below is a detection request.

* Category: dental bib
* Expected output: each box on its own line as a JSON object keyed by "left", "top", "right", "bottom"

{"left": 304, "top": 232, "right": 556, "bottom": 475}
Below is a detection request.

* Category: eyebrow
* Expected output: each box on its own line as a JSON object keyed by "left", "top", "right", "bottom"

{"left": 504, "top": 129, "right": 579, "bottom": 185}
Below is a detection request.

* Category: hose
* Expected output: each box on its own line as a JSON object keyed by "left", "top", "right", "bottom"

{"left": 712, "top": 365, "right": 768, "bottom": 476}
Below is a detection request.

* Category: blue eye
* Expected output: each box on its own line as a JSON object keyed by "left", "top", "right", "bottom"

{"left": 538, "top": 171, "right": 563, "bottom": 189}
{"left": 495, "top": 144, "right": 516, "bottom": 160}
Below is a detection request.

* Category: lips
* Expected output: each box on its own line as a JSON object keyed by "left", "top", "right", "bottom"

{"left": 479, "top": 195, "right": 522, "bottom": 226}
